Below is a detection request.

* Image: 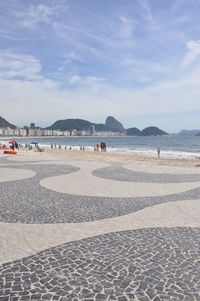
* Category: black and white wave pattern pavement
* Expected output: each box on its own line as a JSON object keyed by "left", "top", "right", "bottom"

{"left": 0, "top": 156, "right": 200, "bottom": 300}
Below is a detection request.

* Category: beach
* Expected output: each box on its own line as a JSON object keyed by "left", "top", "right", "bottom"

{"left": 44, "top": 147, "right": 200, "bottom": 167}
{"left": 0, "top": 149, "right": 200, "bottom": 300}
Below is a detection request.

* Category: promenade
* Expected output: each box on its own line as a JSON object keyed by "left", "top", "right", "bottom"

{"left": 0, "top": 152, "right": 200, "bottom": 301}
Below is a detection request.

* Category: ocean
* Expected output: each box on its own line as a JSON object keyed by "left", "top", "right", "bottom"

{"left": 1, "top": 135, "right": 200, "bottom": 160}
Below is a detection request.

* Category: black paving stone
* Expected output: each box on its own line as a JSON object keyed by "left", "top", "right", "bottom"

{"left": 92, "top": 165, "right": 200, "bottom": 183}
{"left": 0, "top": 228, "right": 200, "bottom": 301}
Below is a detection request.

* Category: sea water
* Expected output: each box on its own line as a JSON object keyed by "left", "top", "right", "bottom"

{"left": 1, "top": 135, "right": 200, "bottom": 160}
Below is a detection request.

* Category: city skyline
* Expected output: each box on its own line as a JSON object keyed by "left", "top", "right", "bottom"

{"left": 1, "top": 0, "right": 200, "bottom": 131}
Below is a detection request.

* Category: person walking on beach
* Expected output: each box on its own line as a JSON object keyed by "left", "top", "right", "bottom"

{"left": 100, "top": 142, "right": 106, "bottom": 152}
{"left": 157, "top": 146, "right": 160, "bottom": 158}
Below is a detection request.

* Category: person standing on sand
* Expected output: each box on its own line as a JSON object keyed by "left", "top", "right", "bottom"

{"left": 157, "top": 147, "right": 160, "bottom": 158}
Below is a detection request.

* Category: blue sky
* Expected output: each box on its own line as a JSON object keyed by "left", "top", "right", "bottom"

{"left": 0, "top": 0, "right": 200, "bottom": 132}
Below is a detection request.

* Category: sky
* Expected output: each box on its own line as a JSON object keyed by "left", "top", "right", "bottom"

{"left": 0, "top": 0, "right": 200, "bottom": 132}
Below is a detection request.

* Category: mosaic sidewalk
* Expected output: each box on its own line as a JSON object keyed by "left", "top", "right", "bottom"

{"left": 0, "top": 155, "right": 200, "bottom": 300}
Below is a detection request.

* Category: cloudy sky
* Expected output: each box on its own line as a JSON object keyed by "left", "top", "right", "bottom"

{"left": 0, "top": 0, "right": 200, "bottom": 132}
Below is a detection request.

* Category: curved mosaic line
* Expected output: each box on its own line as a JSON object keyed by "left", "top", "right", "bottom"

{"left": 0, "top": 228, "right": 199, "bottom": 300}
{"left": 1, "top": 163, "right": 200, "bottom": 223}
{"left": 92, "top": 165, "right": 200, "bottom": 183}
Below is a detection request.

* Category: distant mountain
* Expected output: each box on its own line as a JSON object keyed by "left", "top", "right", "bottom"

{"left": 105, "top": 116, "right": 125, "bottom": 132}
{"left": 47, "top": 116, "right": 125, "bottom": 132}
{"left": 0, "top": 116, "right": 16, "bottom": 129}
{"left": 141, "top": 126, "right": 169, "bottom": 136}
{"left": 176, "top": 129, "right": 200, "bottom": 136}
{"left": 47, "top": 117, "right": 168, "bottom": 136}
{"left": 127, "top": 126, "right": 168, "bottom": 136}
{"left": 127, "top": 127, "right": 141, "bottom": 136}
{"left": 196, "top": 132, "right": 200, "bottom": 136}
{"left": 48, "top": 119, "right": 92, "bottom": 131}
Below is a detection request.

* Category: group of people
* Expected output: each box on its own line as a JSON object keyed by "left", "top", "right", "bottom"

{"left": 10, "top": 140, "right": 19, "bottom": 150}
{"left": 0, "top": 140, "right": 19, "bottom": 151}
{"left": 50, "top": 142, "right": 107, "bottom": 152}
{"left": 24, "top": 143, "right": 44, "bottom": 152}
{"left": 49, "top": 142, "right": 160, "bottom": 157}
{"left": 0, "top": 143, "right": 6, "bottom": 150}
{"left": 94, "top": 142, "right": 107, "bottom": 152}
{"left": 50, "top": 144, "right": 82, "bottom": 150}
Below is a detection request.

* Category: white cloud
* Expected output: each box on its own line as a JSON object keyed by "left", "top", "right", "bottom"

{"left": 0, "top": 51, "right": 42, "bottom": 80}
{"left": 183, "top": 40, "right": 200, "bottom": 67}
{"left": 64, "top": 52, "right": 82, "bottom": 62}
{"left": 119, "top": 57, "right": 176, "bottom": 85}
{"left": 69, "top": 75, "right": 106, "bottom": 86}
{"left": 0, "top": 1, "right": 68, "bottom": 40}
{"left": 69, "top": 75, "right": 81, "bottom": 85}
{"left": 138, "top": 0, "right": 153, "bottom": 22}
{"left": 119, "top": 17, "right": 134, "bottom": 39}
{"left": 19, "top": 4, "right": 54, "bottom": 29}
{"left": 58, "top": 52, "right": 83, "bottom": 72}
{"left": 1, "top": 63, "right": 200, "bottom": 128}
{"left": 30, "top": 4, "right": 53, "bottom": 22}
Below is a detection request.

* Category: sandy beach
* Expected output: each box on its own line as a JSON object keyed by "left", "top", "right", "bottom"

{"left": 44, "top": 147, "right": 200, "bottom": 167}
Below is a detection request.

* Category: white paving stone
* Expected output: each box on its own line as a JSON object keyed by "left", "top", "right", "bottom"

{"left": 6, "top": 152, "right": 57, "bottom": 162}
{"left": 124, "top": 162, "right": 200, "bottom": 174}
{"left": 0, "top": 168, "right": 36, "bottom": 182}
